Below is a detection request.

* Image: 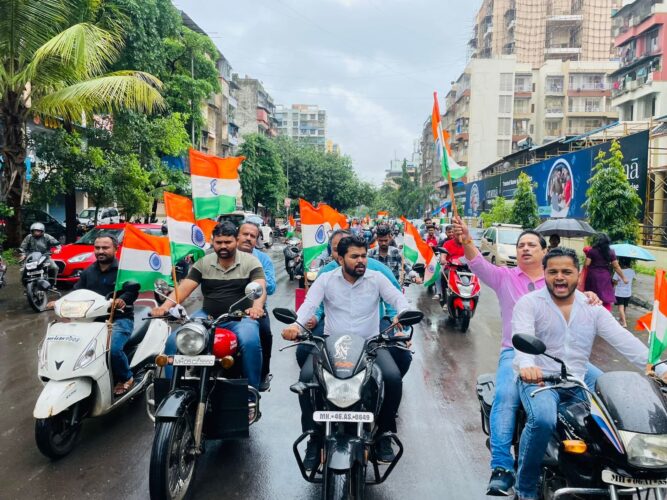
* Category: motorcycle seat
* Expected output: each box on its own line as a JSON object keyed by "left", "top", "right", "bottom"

{"left": 125, "top": 306, "right": 152, "bottom": 349}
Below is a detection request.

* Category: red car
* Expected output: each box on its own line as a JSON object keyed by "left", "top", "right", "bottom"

{"left": 53, "top": 223, "right": 163, "bottom": 283}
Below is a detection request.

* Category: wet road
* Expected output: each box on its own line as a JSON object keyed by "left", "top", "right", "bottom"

{"left": 0, "top": 246, "right": 650, "bottom": 499}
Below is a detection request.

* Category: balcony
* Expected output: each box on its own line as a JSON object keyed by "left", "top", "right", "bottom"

{"left": 545, "top": 108, "right": 564, "bottom": 118}
{"left": 545, "top": 82, "right": 565, "bottom": 95}
{"left": 546, "top": 14, "right": 583, "bottom": 23}
{"left": 484, "top": 25, "right": 494, "bottom": 37}
{"left": 503, "top": 42, "right": 515, "bottom": 55}
{"left": 468, "top": 36, "right": 478, "bottom": 47}
{"left": 545, "top": 47, "right": 582, "bottom": 55}
{"left": 228, "top": 96, "right": 238, "bottom": 109}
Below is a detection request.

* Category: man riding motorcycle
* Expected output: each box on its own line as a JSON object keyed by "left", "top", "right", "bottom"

{"left": 152, "top": 222, "right": 267, "bottom": 393}
{"left": 368, "top": 225, "right": 422, "bottom": 284}
{"left": 20, "top": 222, "right": 61, "bottom": 287}
{"left": 282, "top": 235, "right": 411, "bottom": 470}
{"left": 511, "top": 247, "right": 667, "bottom": 500}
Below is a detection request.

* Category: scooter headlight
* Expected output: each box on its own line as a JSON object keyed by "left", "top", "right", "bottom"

{"left": 176, "top": 323, "right": 207, "bottom": 355}
{"left": 322, "top": 369, "right": 365, "bottom": 409}
{"left": 620, "top": 431, "right": 667, "bottom": 468}
{"left": 73, "top": 338, "right": 97, "bottom": 371}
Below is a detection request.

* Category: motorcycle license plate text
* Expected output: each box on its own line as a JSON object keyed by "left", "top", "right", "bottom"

{"left": 172, "top": 355, "right": 215, "bottom": 367}
{"left": 601, "top": 470, "right": 667, "bottom": 487}
{"left": 313, "top": 411, "right": 374, "bottom": 423}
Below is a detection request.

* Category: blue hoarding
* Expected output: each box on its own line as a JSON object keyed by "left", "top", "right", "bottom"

{"left": 464, "top": 130, "right": 648, "bottom": 220}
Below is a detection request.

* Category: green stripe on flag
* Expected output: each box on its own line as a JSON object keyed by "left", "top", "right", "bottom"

{"left": 402, "top": 245, "right": 419, "bottom": 265}
{"left": 424, "top": 261, "right": 441, "bottom": 287}
{"left": 304, "top": 244, "right": 327, "bottom": 270}
{"left": 193, "top": 196, "right": 236, "bottom": 219}
{"left": 116, "top": 269, "right": 172, "bottom": 292}
{"left": 649, "top": 329, "right": 667, "bottom": 364}
{"left": 170, "top": 242, "right": 205, "bottom": 264}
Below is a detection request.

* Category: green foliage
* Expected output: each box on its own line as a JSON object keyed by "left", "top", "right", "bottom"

{"left": 584, "top": 140, "right": 642, "bottom": 243}
{"left": 480, "top": 197, "right": 513, "bottom": 228}
{"left": 109, "top": 153, "right": 151, "bottom": 219}
{"left": 239, "top": 134, "right": 287, "bottom": 211}
{"left": 634, "top": 262, "right": 656, "bottom": 276}
{"left": 510, "top": 172, "right": 540, "bottom": 229}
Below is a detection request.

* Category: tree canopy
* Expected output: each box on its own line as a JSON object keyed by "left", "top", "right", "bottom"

{"left": 510, "top": 172, "right": 540, "bottom": 229}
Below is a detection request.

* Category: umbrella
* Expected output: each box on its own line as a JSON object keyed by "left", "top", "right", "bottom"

{"left": 611, "top": 243, "right": 656, "bottom": 261}
{"left": 534, "top": 218, "right": 596, "bottom": 238}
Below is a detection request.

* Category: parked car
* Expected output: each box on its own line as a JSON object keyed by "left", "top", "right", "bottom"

{"left": 21, "top": 207, "right": 67, "bottom": 243}
{"left": 479, "top": 223, "right": 523, "bottom": 267}
{"left": 217, "top": 211, "right": 274, "bottom": 248}
{"left": 469, "top": 228, "right": 485, "bottom": 249}
{"left": 77, "top": 207, "right": 121, "bottom": 226}
{"left": 53, "top": 223, "right": 163, "bottom": 283}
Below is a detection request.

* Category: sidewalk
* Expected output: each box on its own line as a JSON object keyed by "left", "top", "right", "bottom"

{"left": 631, "top": 273, "right": 654, "bottom": 311}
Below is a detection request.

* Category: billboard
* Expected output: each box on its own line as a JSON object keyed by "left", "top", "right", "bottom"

{"left": 464, "top": 130, "right": 648, "bottom": 220}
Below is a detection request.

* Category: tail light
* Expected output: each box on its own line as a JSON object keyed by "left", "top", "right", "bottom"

{"left": 213, "top": 327, "right": 238, "bottom": 358}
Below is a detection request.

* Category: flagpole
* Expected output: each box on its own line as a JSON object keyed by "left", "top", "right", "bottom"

{"left": 434, "top": 92, "right": 459, "bottom": 218}
{"left": 399, "top": 252, "right": 406, "bottom": 293}
{"left": 172, "top": 265, "right": 180, "bottom": 304}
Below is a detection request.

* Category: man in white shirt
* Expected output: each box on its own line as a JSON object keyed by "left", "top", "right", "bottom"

{"left": 511, "top": 247, "right": 667, "bottom": 500}
{"left": 282, "top": 235, "right": 410, "bottom": 469}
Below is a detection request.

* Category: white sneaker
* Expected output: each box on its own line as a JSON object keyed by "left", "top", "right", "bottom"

{"left": 432, "top": 294, "right": 440, "bottom": 300}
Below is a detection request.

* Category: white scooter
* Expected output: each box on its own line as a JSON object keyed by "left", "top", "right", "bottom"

{"left": 33, "top": 283, "right": 170, "bottom": 459}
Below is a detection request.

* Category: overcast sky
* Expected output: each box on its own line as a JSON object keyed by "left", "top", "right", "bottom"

{"left": 175, "top": 0, "right": 479, "bottom": 185}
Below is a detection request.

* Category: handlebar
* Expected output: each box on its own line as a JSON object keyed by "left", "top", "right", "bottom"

{"left": 540, "top": 374, "right": 563, "bottom": 383}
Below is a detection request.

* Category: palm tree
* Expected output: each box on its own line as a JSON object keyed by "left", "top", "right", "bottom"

{"left": 0, "top": 0, "right": 164, "bottom": 245}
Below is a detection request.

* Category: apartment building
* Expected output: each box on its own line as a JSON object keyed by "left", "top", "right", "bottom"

{"left": 469, "top": 0, "right": 620, "bottom": 65}
{"left": 275, "top": 104, "right": 327, "bottom": 151}
{"left": 233, "top": 75, "right": 278, "bottom": 140}
{"left": 611, "top": 0, "right": 667, "bottom": 120}
{"left": 325, "top": 139, "right": 341, "bottom": 155}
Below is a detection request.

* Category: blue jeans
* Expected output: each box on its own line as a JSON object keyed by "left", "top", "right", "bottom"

{"left": 164, "top": 310, "right": 262, "bottom": 389}
{"left": 110, "top": 318, "right": 134, "bottom": 383}
{"left": 489, "top": 349, "right": 602, "bottom": 473}
{"left": 516, "top": 382, "right": 588, "bottom": 499}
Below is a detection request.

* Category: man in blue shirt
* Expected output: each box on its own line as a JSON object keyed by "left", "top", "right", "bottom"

{"left": 238, "top": 222, "right": 275, "bottom": 391}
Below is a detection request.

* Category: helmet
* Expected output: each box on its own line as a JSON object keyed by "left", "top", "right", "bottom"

{"left": 30, "top": 222, "right": 45, "bottom": 232}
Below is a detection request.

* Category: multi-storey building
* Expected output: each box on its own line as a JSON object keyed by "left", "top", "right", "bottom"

{"left": 384, "top": 159, "right": 417, "bottom": 188}
{"left": 325, "top": 139, "right": 341, "bottom": 155}
{"left": 469, "top": 0, "right": 620, "bottom": 65}
{"left": 275, "top": 104, "right": 327, "bottom": 150}
{"left": 611, "top": 0, "right": 667, "bottom": 120}
{"left": 233, "top": 74, "right": 277, "bottom": 140}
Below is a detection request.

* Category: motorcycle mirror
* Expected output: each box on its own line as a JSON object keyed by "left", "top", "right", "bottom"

{"left": 396, "top": 310, "right": 424, "bottom": 327}
{"left": 154, "top": 278, "right": 169, "bottom": 290}
{"left": 244, "top": 282, "right": 263, "bottom": 300}
{"left": 512, "top": 334, "right": 546, "bottom": 355}
{"left": 273, "top": 307, "right": 298, "bottom": 324}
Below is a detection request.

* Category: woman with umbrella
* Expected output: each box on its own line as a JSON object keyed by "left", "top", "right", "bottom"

{"left": 582, "top": 233, "right": 629, "bottom": 311}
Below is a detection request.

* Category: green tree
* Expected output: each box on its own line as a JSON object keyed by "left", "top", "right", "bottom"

{"left": 0, "top": 0, "right": 164, "bottom": 245}
{"left": 510, "top": 172, "right": 540, "bottom": 229}
{"left": 584, "top": 140, "right": 642, "bottom": 243}
{"left": 480, "top": 197, "right": 513, "bottom": 228}
{"left": 239, "top": 134, "right": 287, "bottom": 212}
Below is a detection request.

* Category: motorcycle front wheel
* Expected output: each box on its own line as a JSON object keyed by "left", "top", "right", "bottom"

{"left": 325, "top": 470, "right": 352, "bottom": 500}
{"left": 459, "top": 310, "right": 471, "bottom": 333}
{"left": 26, "top": 281, "right": 47, "bottom": 312}
{"left": 150, "top": 414, "right": 197, "bottom": 500}
{"left": 35, "top": 404, "right": 81, "bottom": 459}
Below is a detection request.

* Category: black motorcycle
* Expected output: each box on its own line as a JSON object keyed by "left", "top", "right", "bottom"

{"left": 274, "top": 308, "right": 423, "bottom": 500}
{"left": 284, "top": 237, "right": 302, "bottom": 281}
{"left": 477, "top": 334, "right": 667, "bottom": 499}
{"left": 148, "top": 283, "right": 264, "bottom": 500}
{"left": 21, "top": 252, "right": 58, "bottom": 312}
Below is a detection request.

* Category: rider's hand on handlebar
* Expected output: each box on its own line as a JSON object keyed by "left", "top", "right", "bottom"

{"left": 245, "top": 306, "right": 265, "bottom": 320}
{"left": 520, "top": 366, "right": 545, "bottom": 386}
{"left": 282, "top": 324, "right": 301, "bottom": 341}
{"left": 151, "top": 305, "right": 170, "bottom": 318}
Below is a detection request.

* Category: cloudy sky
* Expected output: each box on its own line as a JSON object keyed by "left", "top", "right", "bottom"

{"left": 176, "top": 0, "right": 479, "bottom": 184}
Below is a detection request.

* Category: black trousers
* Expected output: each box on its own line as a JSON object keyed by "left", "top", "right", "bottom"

{"left": 258, "top": 310, "right": 272, "bottom": 379}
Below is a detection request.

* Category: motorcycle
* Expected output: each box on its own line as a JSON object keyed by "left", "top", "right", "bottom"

{"left": 21, "top": 251, "right": 59, "bottom": 312}
{"left": 273, "top": 308, "right": 424, "bottom": 500}
{"left": 284, "top": 237, "right": 302, "bottom": 281}
{"left": 148, "top": 282, "right": 264, "bottom": 500}
{"left": 477, "top": 333, "right": 667, "bottom": 499}
{"left": 434, "top": 249, "right": 480, "bottom": 333}
{"left": 33, "top": 282, "right": 170, "bottom": 459}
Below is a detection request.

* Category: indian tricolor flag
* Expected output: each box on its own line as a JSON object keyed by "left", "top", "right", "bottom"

{"left": 636, "top": 269, "right": 667, "bottom": 364}
{"left": 190, "top": 148, "right": 244, "bottom": 219}
{"left": 377, "top": 210, "right": 389, "bottom": 220}
{"left": 432, "top": 92, "right": 467, "bottom": 180}
{"left": 116, "top": 224, "right": 172, "bottom": 292}
{"left": 163, "top": 191, "right": 209, "bottom": 263}
{"left": 300, "top": 199, "right": 348, "bottom": 269}
{"left": 401, "top": 216, "right": 440, "bottom": 286}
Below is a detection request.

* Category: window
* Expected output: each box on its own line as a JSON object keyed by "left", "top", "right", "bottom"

{"left": 513, "top": 98, "right": 529, "bottom": 114}
{"left": 497, "top": 139, "right": 510, "bottom": 156}
{"left": 498, "top": 117, "right": 511, "bottom": 135}
{"left": 546, "top": 76, "right": 564, "bottom": 93}
{"left": 500, "top": 73, "right": 513, "bottom": 92}
{"left": 515, "top": 74, "right": 531, "bottom": 92}
{"left": 499, "top": 95, "right": 512, "bottom": 113}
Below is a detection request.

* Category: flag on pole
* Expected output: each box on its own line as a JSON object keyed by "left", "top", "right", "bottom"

{"left": 164, "top": 191, "right": 208, "bottom": 263}
{"left": 377, "top": 210, "right": 389, "bottom": 220}
{"left": 286, "top": 215, "right": 296, "bottom": 238}
{"left": 636, "top": 269, "right": 667, "bottom": 364}
{"left": 300, "top": 199, "right": 349, "bottom": 269}
{"left": 189, "top": 148, "right": 244, "bottom": 219}
{"left": 116, "top": 224, "right": 172, "bottom": 292}
{"left": 401, "top": 217, "right": 440, "bottom": 286}
{"left": 432, "top": 93, "right": 467, "bottom": 180}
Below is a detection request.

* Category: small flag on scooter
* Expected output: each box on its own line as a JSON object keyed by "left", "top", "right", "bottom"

{"left": 116, "top": 224, "right": 172, "bottom": 292}
{"left": 401, "top": 217, "right": 440, "bottom": 287}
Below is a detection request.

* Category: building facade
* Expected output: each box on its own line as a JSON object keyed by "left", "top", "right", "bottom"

{"left": 275, "top": 104, "right": 327, "bottom": 150}
{"left": 233, "top": 75, "right": 278, "bottom": 140}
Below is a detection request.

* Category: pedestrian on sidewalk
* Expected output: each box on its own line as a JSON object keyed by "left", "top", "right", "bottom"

{"left": 613, "top": 257, "right": 635, "bottom": 328}
{"left": 582, "top": 233, "right": 628, "bottom": 311}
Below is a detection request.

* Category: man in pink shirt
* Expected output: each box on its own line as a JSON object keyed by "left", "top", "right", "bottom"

{"left": 452, "top": 216, "right": 601, "bottom": 497}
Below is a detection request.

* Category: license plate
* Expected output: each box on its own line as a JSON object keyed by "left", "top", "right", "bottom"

{"left": 172, "top": 355, "right": 215, "bottom": 367}
{"left": 313, "top": 411, "right": 374, "bottom": 423}
{"left": 27, "top": 271, "right": 42, "bottom": 276}
{"left": 601, "top": 469, "right": 667, "bottom": 487}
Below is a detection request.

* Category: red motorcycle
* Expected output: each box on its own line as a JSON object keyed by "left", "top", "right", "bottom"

{"left": 436, "top": 250, "right": 480, "bottom": 333}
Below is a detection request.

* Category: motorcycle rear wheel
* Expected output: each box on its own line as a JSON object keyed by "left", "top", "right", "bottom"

{"left": 27, "top": 281, "right": 47, "bottom": 312}
{"left": 35, "top": 405, "right": 81, "bottom": 459}
{"left": 149, "top": 415, "right": 197, "bottom": 500}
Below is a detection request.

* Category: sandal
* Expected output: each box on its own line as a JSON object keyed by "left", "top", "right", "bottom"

{"left": 113, "top": 377, "right": 134, "bottom": 396}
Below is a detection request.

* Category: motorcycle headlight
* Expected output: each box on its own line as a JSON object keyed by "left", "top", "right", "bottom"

{"left": 68, "top": 252, "right": 94, "bottom": 263}
{"left": 25, "top": 262, "right": 38, "bottom": 270}
{"left": 458, "top": 284, "right": 474, "bottom": 296}
{"left": 176, "top": 323, "right": 208, "bottom": 355}
{"left": 73, "top": 338, "right": 97, "bottom": 371}
{"left": 58, "top": 300, "right": 94, "bottom": 319}
{"left": 620, "top": 431, "right": 667, "bottom": 468}
{"left": 322, "top": 369, "right": 365, "bottom": 409}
